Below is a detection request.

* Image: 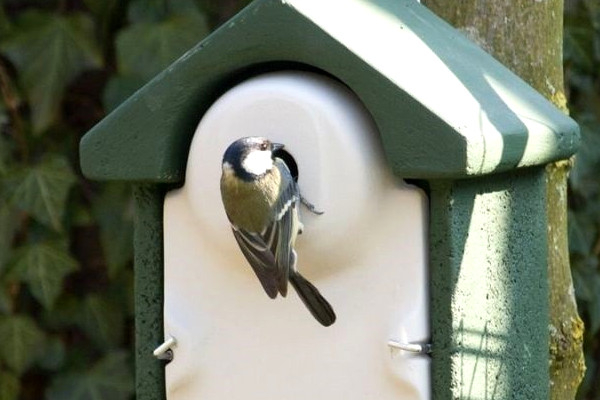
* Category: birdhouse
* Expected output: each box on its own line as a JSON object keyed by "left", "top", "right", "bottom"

{"left": 80, "top": 0, "right": 579, "bottom": 399}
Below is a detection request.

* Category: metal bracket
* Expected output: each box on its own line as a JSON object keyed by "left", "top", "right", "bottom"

{"left": 387, "top": 340, "right": 431, "bottom": 355}
{"left": 153, "top": 336, "right": 177, "bottom": 361}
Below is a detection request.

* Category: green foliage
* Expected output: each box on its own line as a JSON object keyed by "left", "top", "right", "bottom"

{"left": 0, "top": 1, "right": 10, "bottom": 37}
{"left": 0, "top": 315, "right": 45, "bottom": 374}
{"left": 92, "top": 183, "right": 134, "bottom": 278}
{"left": 116, "top": 12, "right": 208, "bottom": 81}
{"left": 5, "top": 156, "right": 75, "bottom": 231}
{"left": 38, "top": 335, "right": 66, "bottom": 371}
{"left": 9, "top": 241, "right": 78, "bottom": 309}
{"left": 565, "top": 0, "right": 600, "bottom": 398}
{"left": 0, "top": 204, "right": 18, "bottom": 269}
{"left": 0, "top": 0, "right": 596, "bottom": 398}
{"left": 46, "top": 352, "right": 134, "bottom": 400}
{"left": 108, "top": 0, "right": 209, "bottom": 106}
{"left": 0, "top": 370, "right": 19, "bottom": 400}
{"left": 0, "top": 0, "right": 246, "bottom": 398}
{"left": 78, "top": 294, "right": 126, "bottom": 350}
{"left": 1, "top": 11, "right": 102, "bottom": 134}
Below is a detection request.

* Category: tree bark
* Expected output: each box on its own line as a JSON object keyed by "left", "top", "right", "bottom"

{"left": 422, "top": 1, "right": 585, "bottom": 398}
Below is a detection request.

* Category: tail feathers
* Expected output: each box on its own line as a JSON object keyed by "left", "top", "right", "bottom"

{"left": 290, "top": 273, "right": 336, "bottom": 327}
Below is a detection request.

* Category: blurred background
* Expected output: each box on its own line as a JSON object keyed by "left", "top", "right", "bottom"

{"left": 0, "top": 0, "right": 598, "bottom": 399}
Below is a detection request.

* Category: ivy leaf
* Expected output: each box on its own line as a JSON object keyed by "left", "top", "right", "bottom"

{"left": 570, "top": 117, "right": 600, "bottom": 193}
{"left": 0, "top": 2, "right": 9, "bottom": 36}
{"left": 40, "top": 295, "right": 81, "bottom": 331}
{"left": 127, "top": 0, "right": 170, "bottom": 23}
{"left": 102, "top": 74, "right": 146, "bottom": 112}
{"left": 564, "top": 25, "right": 595, "bottom": 72}
{"left": 0, "top": 315, "right": 45, "bottom": 374}
{"left": 6, "top": 156, "right": 76, "bottom": 231}
{"left": 116, "top": 10, "right": 209, "bottom": 81}
{"left": 83, "top": 0, "right": 120, "bottom": 19}
{"left": 107, "top": 0, "right": 208, "bottom": 108}
{"left": 0, "top": 11, "right": 102, "bottom": 134}
{"left": 38, "top": 336, "right": 66, "bottom": 371}
{"left": 0, "top": 102, "right": 8, "bottom": 142}
{"left": 0, "top": 284, "right": 12, "bottom": 314}
{"left": 568, "top": 211, "right": 597, "bottom": 258}
{"left": 127, "top": 0, "right": 203, "bottom": 23}
{"left": 10, "top": 241, "right": 78, "bottom": 310}
{"left": 0, "top": 140, "right": 19, "bottom": 272}
{"left": 0, "top": 137, "right": 10, "bottom": 177}
{"left": 107, "top": 268, "right": 135, "bottom": 318}
{"left": 0, "top": 205, "right": 18, "bottom": 272}
{"left": 47, "top": 352, "right": 134, "bottom": 400}
{"left": 588, "top": 290, "right": 600, "bottom": 336}
{"left": 83, "top": 0, "right": 126, "bottom": 54}
{"left": 92, "top": 183, "right": 133, "bottom": 278}
{"left": 572, "top": 256, "right": 600, "bottom": 336}
{"left": 0, "top": 370, "right": 19, "bottom": 400}
{"left": 77, "top": 294, "right": 125, "bottom": 350}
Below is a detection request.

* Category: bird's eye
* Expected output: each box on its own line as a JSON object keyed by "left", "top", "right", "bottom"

{"left": 260, "top": 142, "right": 269, "bottom": 151}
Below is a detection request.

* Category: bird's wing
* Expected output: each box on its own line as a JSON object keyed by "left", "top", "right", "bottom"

{"left": 231, "top": 226, "right": 279, "bottom": 298}
{"left": 229, "top": 159, "right": 300, "bottom": 299}
{"left": 267, "top": 159, "right": 301, "bottom": 296}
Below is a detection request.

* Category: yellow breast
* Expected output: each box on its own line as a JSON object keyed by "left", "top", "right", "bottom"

{"left": 220, "top": 166, "right": 282, "bottom": 232}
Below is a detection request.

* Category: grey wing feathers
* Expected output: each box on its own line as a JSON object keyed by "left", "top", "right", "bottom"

{"left": 231, "top": 158, "right": 300, "bottom": 299}
{"left": 289, "top": 272, "right": 336, "bottom": 327}
{"left": 270, "top": 160, "right": 301, "bottom": 296}
{"left": 231, "top": 227, "right": 279, "bottom": 298}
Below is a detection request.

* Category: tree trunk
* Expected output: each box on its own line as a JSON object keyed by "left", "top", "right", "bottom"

{"left": 421, "top": 1, "right": 585, "bottom": 398}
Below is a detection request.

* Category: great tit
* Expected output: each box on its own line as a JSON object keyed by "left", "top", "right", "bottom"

{"left": 220, "top": 136, "right": 336, "bottom": 327}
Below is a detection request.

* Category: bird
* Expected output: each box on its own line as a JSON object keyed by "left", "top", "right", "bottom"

{"left": 219, "top": 136, "right": 336, "bottom": 327}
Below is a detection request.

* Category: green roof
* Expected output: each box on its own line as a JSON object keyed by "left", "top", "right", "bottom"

{"left": 80, "top": 0, "right": 579, "bottom": 182}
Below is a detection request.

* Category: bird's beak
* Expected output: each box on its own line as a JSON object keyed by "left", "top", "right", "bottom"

{"left": 272, "top": 143, "right": 285, "bottom": 151}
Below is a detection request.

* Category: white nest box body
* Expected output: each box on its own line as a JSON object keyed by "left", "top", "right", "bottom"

{"left": 163, "top": 71, "right": 429, "bottom": 399}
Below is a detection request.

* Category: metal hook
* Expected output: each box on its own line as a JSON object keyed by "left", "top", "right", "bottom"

{"left": 387, "top": 340, "right": 431, "bottom": 355}
{"left": 153, "top": 336, "right": 177, "bottom": 361}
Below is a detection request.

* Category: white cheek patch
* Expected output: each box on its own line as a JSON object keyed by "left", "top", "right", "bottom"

{"left": 222, "top": 161, "right": 233, "bottom": 171}
{"left": 221, "top": 161, "right": 235, "bottom": 177}
{"left": 242, "top": 151, "right": 273, "bottom": 175}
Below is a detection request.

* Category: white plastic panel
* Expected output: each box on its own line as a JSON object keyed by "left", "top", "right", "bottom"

{"left": 163, "top": 71, "right": 429, "bottom": 399}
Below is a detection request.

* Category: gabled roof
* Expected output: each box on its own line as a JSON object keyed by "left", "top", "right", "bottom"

{"left": 80, "top": 0, "right": 579, "bottom": 182}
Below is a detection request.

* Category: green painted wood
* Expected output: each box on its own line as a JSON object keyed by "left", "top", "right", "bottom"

{"left": 429, "top": 166, "right": 549, "bottom": 399}
{"left": 133, "top": 185, "right": 166, "bottom": 400}
{"left": 78, "top": 1, "right": 577, "bottom": 398}
{"left": 80, "top": 0, "right": 579, "bottom": 183}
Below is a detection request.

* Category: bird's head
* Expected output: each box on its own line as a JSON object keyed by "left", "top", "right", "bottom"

{"left": 221, "top": 137, "right": 284, "bottom": 181}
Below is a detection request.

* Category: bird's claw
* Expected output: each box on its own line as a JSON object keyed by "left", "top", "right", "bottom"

{"left": 301, "top": 196, "right": 324, "bottom": 215}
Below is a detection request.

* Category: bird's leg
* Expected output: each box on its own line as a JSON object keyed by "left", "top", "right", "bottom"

{"left": 301, "top": 196, "right": 324, "bottom": 215}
